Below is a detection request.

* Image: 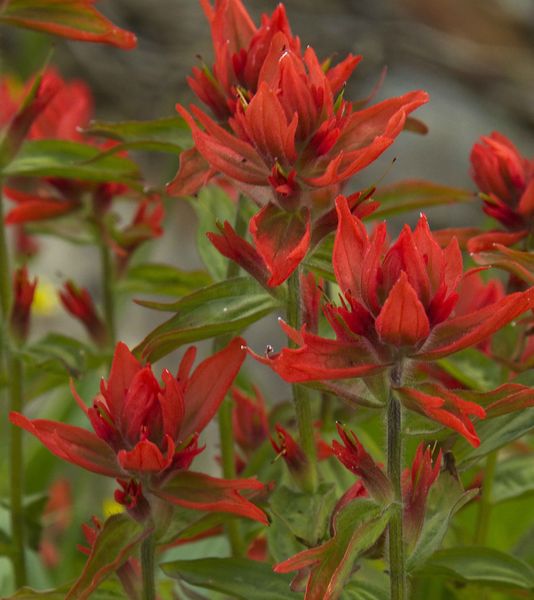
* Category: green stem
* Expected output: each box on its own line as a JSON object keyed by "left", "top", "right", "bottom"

{"left": 141, "top": 533, "right": 156, "bottom": 600}
{"left": 287, "top": 270, "right": 318, "bottom": 493}
{"left": 387, "top": 364, "right": 405, "bottom": 600}
{"left": 0, "top": 185, "right": 27, "bottom": 588}
{"left": 98, "top": 237, "right": 116, "bottom": 346}
{"left": 474, "top": 450, "right": 498, "bottom": 546}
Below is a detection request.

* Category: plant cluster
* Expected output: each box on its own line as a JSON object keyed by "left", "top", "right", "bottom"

{"left": 1, "top": 1, "right": 534, "bottom": 599}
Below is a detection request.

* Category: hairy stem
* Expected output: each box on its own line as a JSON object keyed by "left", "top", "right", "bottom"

{"left": 98, "top": 236, "right": 116, "bottom": 346}
{"left": 0, "top": 186, "right": 27, "bottom": 587}
{"left": 141, "top": 533, "right": 156, "bottom": 600}
{"left": 287, "top": 270, "right": 318, "bottom": 493}
{"left": 387, "top": 364, "right": 405, "bottom": 600}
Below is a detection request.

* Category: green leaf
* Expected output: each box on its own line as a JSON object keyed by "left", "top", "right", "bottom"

{"left": 192, "top": 186, "right": 236, "bottom": 280}
{"left": 419, "top": 547, "right": 534, "bottom": 589}
{"left": 372, "top": 180, "right": 473, "bottom": 219}
{"left": 66, "top": 514, "right": 150, "bottom": 600}
{"left": 86, "top": 117, "right": 192, "bottom": 154}
{"left": 454, "top": 408, "right": 534, "bottom": 469}
{"left": 269, "top": 483, "right": 337, "bottom": 547}
{"left": 11, "top": 583, "right": 125, "bottom": 599}
{"left": 161, "top": 557, "right": 297, "bottom": 600}
{"left": 342, "top": 580, "right": 389, "bottom": 600}
{"left": 437, "top": 348, "right": 502, "bottom": 391}
{"left": 407, "top": 473, "right": 477, "bottom": 572}
{"left": 492, "top": 455, "right": 534, "bottom": 504}
{"left": 119, "top": 263, "right": 211, "bottom": 297}
{"left": 135, "top": 277, "right": 281, "bottom": 362}
{"left": 275, "top": 499, "right": 392, "bottom": 600}
{"left": 1, "top": 139, "right": 140, "bottom": 184}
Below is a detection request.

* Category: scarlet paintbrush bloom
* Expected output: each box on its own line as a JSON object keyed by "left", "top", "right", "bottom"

{"left": 59, "top": 280, "right": 108, "bottom": 347}
{"left": 170, "top": 0, "right": 428, "bottom": 286}
{"left": 10, "top": 339, "right": 268, "bottom": 524}
{"left": 471, "top": 132, "right": 534, "bottom": 235}
{"left": 232, "top": 386, "right": 269, "bottom": 455}
{"left": 0, "top": 0, "right": 137, "bottom": 49}
{"left": 255, "top": 195, "right": 534, "bottom": 444}
{"left": 332, "top": 424, "right": 440, "bottom": 547}
{"left": 1, "top": 69, "right": 129, "bottom": 224}
{"left": 10, "top": 265, "right": 37, "bottom": 342}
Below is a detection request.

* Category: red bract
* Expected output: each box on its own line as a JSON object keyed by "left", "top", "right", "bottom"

{"left": 59, "top": 280, "right": 108, "bottom": 347}
{"left": 10, "top": 265, "right": 37, "bottom": 342}
{"left": 471, "top": 132, "right": 534, "bottom": 234}
{"left": 232, "top": 386, "right": 269, "bottom": 455}
{"left": 10, "top": 339, "right": 267, "bottom": 523}
{"left": 331, "top": 424, "right": 391, "bottom": 504}
{"left": 0, "top": 0, "right": 137, "bottom": 49}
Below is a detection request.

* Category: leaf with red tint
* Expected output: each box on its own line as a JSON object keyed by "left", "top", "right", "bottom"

{"left": 66, "top": 514, "right": 150, "bottom": 600}
{"left": 253, "top": 327, "right": 387, "bottom": 382}
{"left": 451, "top": 384, "right": 534, "bottom": 418}
{"left": 416, "top": 289, "right": 534, "bottom": 361}
{"left": 9, "top": 412, "right": 123, "bottom": 477}
{"left": 154, "top": 470, "right": 268, "bottom": 524}
{"left": 274, "top": 499, "right": 391, "bottom": 600}
{"left": 472, "top": 243, "right": 534, "bottom": 286}
{"left": 395, "top": 384, "right": 486, "bottom": 447}
{"left": 180, "top": 337, "right": 246, "bottom": 440}
{"left": 166, "top": 147, "right": 213, "bottom": 197}
{"left": 4, "top": 187, "right": 77, "bottom": 223}
{"left": 1, "top": 0, "right": 137, "bottom": 49}
{"left": 250, "top": 203, "right": 310, "bottom": 286}
{"left": 207, "top": 220, "right": 271, "bottom": 287}
{"left": 375, "top": 272, "right": 430, "bottom": 347}
{"left": 467, "top": 230, "right": 527, "bottom": 254}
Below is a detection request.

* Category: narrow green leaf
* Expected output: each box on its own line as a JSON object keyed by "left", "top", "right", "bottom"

{"left": 161, "top": 557, "right": 297, "bottom": 600}
{"left": 135, "top": 277, "right": 281, "bottom": 362}
{"left": 407, "top": 472, "right": 477, "bottom": 572}
{"left": 372, "top": 180, "right": 473, "bottom": 219}
{"left": 2, "top": 139, "right": 140, "bottom": 184}
{"left": 437, "top": 348, "right": 502, "bottom": 392}
{"left": 492, "top": 455, "right": 534, "bottom": 504}
{"left": 342, "top": 580, "right": 389, "bottom": 600}
{"left": 66, "top": 514, "right": 150, "bottom": 600}
{"left": 192, "top": 186, "right": 236, "bottom": 280}
{"left": 419, "top": 547, "right": 534, "bottom": 589}
{"left": 86, "top": 116, "right": 192, "bottom": 154}
{"left": 120, "top": 263, "right": 211, "bottom": 297}
{"left": 455, "top": 408, "right": 534, "bottom": 469}
{"left": 270, "top": 483, "right": 337, "bottom": 547}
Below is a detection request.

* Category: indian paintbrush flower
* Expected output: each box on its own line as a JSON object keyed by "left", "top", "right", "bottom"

{"left": 10, "top": 339, "right": 268, "bottom": 524}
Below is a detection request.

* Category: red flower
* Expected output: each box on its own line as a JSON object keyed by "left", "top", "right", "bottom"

{"left": 331, "top": 424, "right": 391, "bottom": 504}
{"left": 59, "top": 280, "right": 108, "bottom": 347}
{"left": 0, "top": 0, "right": 137, "bottom": 49}
{"left": 2, "top": 69, "right": 130, "bottom": 225}
{"left": 10, "top": 339, "right": 267, "bottom": 523}
{"left": 471, "top": 132, "right": 534, "bottom": 233}
{"left": 10, "top": 265, "right": 37, "bottom": 342}
{"left": 232, "top": 385, "right": 269, "bottom": 455}
{"left": 333, "top": 425, "right": 441, "bottom": 547}
{"left": 254, "top": 196, "right": 534, "bottom": 442}
{"left": 170, "top": 0, "right": 427, "bottom": 285}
